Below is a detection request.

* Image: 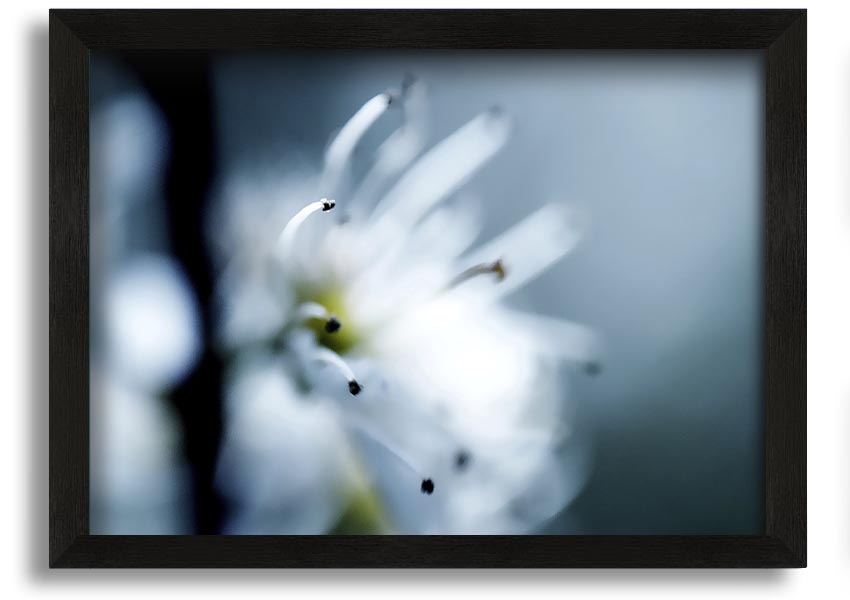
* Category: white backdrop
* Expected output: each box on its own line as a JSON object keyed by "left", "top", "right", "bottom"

{"left": 3, "top": 0, "right": 839, "bottom": 596}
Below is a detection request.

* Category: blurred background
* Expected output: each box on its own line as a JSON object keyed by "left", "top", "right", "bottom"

{"left": 89, "top": 49, "right": 764, "bottom": 535}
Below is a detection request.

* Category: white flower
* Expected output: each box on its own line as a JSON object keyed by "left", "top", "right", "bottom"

{"left": 92, "top": 254, "right": 201, "bottom": 534}
{"left": 213, "top": 80, "right": 597, "bottom": 534}
{"left": 90, "top": 372, "right": 191, "bottom": 534}
{"left": 104, "top": 254, "right": 202, "bottom": 392}
{"left": 90, "top": 92, "right": 198, "bottom": 534}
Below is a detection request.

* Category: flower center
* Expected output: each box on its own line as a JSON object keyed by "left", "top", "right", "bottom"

{"left": 296, "top": 285, "right": 361, "bottom": 355}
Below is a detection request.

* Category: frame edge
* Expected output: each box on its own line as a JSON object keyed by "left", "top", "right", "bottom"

{"left": 49, "top": 10, "right": 90, "bottom": 568}
{"left": 764, "top": 10, "right": 806, "bottom": 568}
{"left": 46, "top": 8, "right": 807, "bottom": 568}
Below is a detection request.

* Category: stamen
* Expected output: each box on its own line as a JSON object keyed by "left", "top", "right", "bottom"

{"left": 277, "top": 199, "right": 335, "bottom": 263}
{"left": 311, "top": 347, "right": 361, "bottom": 395}
{"left": 294, "top": 301, "right": 329, "bottom": 320}
{"left": 463, "top": 203, "right": 581, "bottom": 299}
{"left": 447, "top": 258, "right": 506, "bottom": 289}
{"left": 325, "top": 317, "right": 342, "bottom": 334}
{"left": 347, "top": 415, "right": 435, "bottom": 496}
{"left": 321, "top": 93, "right": 393, "bottom": 197}
{"left": 293, "top": 301, "right": 342, "bottom": 334}
{"left": 349, "top": 78, "right": 427, "bottom": 215}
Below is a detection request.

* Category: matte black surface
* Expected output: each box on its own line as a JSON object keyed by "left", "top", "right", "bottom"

{"left": 54, "top": 9, "right": 800, "bottom": 49}
{"left": 49, "top": 9, "right": 806, "bottom": 568}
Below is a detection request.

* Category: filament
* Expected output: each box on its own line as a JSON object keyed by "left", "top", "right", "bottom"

{"left": 350, "top": 77, "right": 428, "bottom": 214}
{"left": 347, "top": 414, "right": 435, "bottom": 495}
{"left": 276, "top": 198, "right": 335, "bottom": 263}
{"left": 447, "top": 258, "right": 506, "bottom": 290}
{"left": 293, "top": 301, "right": 342, "bottom": 333}
{"left": 464, "top": 203, "right": 580, "bottom": 299}
{"left": 311, "top": 346, "right": 361, "bottom": 395}
{"left": 322, "top": 93, "right": 393, "bottom": 197}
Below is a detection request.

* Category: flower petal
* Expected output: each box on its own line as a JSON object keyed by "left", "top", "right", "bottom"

{"left": 504, "top": 310, "right": 600, "bottom": 364}
{"left": 369, "top": 109, "right": 510, "bottom": 236}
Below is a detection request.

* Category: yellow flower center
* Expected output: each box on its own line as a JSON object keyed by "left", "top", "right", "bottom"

{"left": 297, "top": 285, "right": 361, "bottom": 355}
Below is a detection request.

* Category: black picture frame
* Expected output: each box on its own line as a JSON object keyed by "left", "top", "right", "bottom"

{"left": 49, "top": 9, "right": 806, "bottom": 568}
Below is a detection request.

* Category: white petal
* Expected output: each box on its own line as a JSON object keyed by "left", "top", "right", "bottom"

{"left": 372, "top": 294, "right": 539, "bottom": 424}
{"left": 507, "top": 450, "right": 589, "bottom": 529}
{"left": 369, "top": 109, "right": 510, "bottom": 235}
{"left": 216, "top": 352, "right": 349, "bottom": 533}
{"left": 504, "top": 310, "right": 600, "bottom": 363}
{"left": 408, "top": 196, "right": 483, "bottom": 262}
{"left": 345, "top": 198, "right": 482, "bottom": 324}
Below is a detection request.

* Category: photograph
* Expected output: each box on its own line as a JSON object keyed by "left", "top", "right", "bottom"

{"left": 88, "top": 48, "right": 766, "bottom": 536}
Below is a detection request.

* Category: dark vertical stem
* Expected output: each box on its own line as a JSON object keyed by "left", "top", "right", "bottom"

{"left": 125, "top": 51, "right": 224, "bottom": 534}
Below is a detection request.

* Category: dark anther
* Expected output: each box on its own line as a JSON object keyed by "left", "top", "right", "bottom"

{"left": 491, "top": 259, "right": 506, "bottom": 281}
{"left": 348, "top": 380, "right": 362, "bottom": 396}
{"left": 420, "top": 479, "right": 435, "bottom": 495}
{"left": 321, "top": 199, "right": 336, "bottom": 211}
{"left": 324, "top": 317, "right": 342, "bottom": 334}
{"left": 584, "top": 361, "right": 602, "bottom": 376}
{"left": 454, "top": 450, "right": 471, "bottom": 471}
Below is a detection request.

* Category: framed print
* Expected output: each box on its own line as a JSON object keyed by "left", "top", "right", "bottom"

{"left": 49, "top": 9, "right": 806, "bottom": 567}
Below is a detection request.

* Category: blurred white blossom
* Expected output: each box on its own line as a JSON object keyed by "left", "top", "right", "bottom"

{"left": 104, "top": 255, "right": 202, "bottom": 392}
{"left": 90, "top": 371, "right": 190, "bottom": 534}
{"left": 90, "top": 92, "right": 196, "bottom": 534}
{"left": 212, "top": 80, "right": 596, "bottom": 534}
{"left": 90, "top": 93, "right": 169, "bottom": 242}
